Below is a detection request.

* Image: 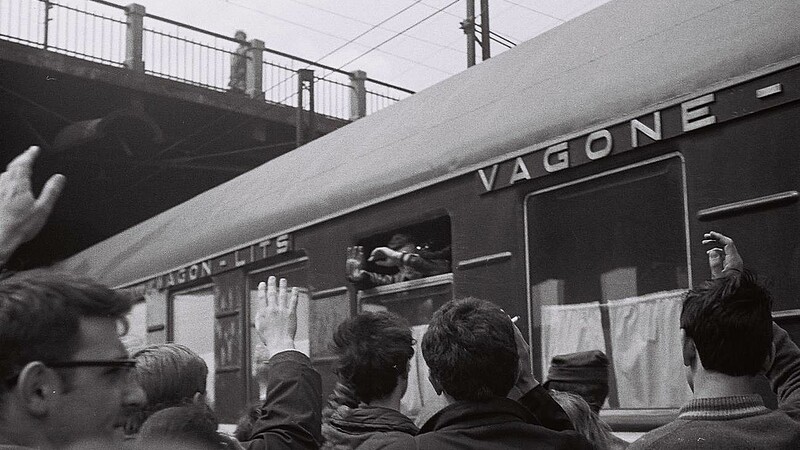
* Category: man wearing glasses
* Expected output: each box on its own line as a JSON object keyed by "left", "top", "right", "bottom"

{"left": 0, "top": 269, "right": 147, "bottom": 449}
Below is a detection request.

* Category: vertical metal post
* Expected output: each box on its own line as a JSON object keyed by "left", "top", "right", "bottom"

{"left": 42, "top": 0, "right": 52, "bottom": 49}
{"left": 296, "top": 69, "right": 315, "bottom": 147}
{"left": 480, "top": 0, "right": 490, "bottom": 61}
{"left": 349, "top": 70, "right": 367, "bottom": 120}
{"left": 124, "top": 3, "right": 146, "bottom": 72}
{"left": 463, "top": 0, "right": 476, "bottom": 67}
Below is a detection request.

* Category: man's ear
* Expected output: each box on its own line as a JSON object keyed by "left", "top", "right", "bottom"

{"left": 16, "top": 362, "right": 60, "bottom": 417}
{"left": 427, "top": 374, "right": 443, "bottom": 396}
{"left": 681, "top": 329, "right": 696, "bottom": 367}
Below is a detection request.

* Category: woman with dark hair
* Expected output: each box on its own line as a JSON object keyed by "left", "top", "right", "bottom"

{"left": 322, "top": 311, "right": 418, "bottom": 449}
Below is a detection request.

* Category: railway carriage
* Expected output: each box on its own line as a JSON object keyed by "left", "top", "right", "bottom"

{"left": 61, "top": 0, "right": 800, "bottom": 431}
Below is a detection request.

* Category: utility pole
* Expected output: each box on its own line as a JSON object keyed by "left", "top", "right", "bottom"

{"left": 462, "top": 0, "right": 490, "bottom": 68}
{"left": 480, "top": 0, "right": 490, "bottom": 61}
{"left": 462, "top": 0, "right": 476, "bottom": 67}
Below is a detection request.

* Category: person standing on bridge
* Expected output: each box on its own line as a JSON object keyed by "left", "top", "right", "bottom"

{"left": 229, "top": 30, "right": 248, "bottom": 94}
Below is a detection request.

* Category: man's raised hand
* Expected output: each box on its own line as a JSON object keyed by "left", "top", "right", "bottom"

{"left": 702, "top": 231, "right": 743, "bottom": 279}
{"left": 255, "top": 276, "right": 298, "bottom": 360}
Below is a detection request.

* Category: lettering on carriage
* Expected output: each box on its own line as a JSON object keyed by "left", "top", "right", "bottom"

{"left": 544, "top": 142, "right": 569, "bottom": 173}
{"left": 276, "top": 234, "right": 290, "bottom": 254}
{"left": 585, "top": 129, "right": 612, "bottom": 160}
{"left": 631, "top": 111, "right": 662, "bottom": 147}
{"left": 478, "top": 164, "right": 499, "bottom": 191}
{"left": 681, "top": 93, "right": 716, "bottom": 132}
{"left": 259, "top": 239, "right": 272, "bottom": 258}
{"left": 509, "top": 157, "right": 531, "bottom": 185}
{"left": 235, "top": 249, "right": 248, "bottom": 267}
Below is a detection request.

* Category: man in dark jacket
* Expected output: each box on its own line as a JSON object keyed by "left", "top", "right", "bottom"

{"left": 382, "top": 297, "right": 589, "bottom": 450}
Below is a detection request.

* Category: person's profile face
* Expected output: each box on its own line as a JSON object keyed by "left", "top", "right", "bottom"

{"left": 48, "top": 317, "right": 146, "bottom": 446}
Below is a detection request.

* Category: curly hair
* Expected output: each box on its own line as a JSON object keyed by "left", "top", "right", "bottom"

{"left": 421, "top": 297, "right": 518, "bottom": 401}
{"left": 331, "top": 311, "right": 414, "bottom": 403}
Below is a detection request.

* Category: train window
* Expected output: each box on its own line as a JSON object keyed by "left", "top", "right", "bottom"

{"left": 171, "top": 286, "right": 216, "bottom": 407}
{"left": 526, "top": 156, "right": 692, "bottom": 409}
{"left": 349, "top": 216, "right": 452, "bottom": 291}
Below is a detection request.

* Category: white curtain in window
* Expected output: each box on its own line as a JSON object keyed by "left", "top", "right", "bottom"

{"left": 540, "top": 301, "right": 606, "bottom": 381}
{"left": 401, "top": 324, "right": 449, "bottom": 427}
{"left": 607, "top": 289, "right": 691, "bottom": 408}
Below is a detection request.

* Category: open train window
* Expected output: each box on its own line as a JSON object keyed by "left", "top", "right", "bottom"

{"left": 350, "top": 216, "right": 452, "bottom": 293}
{"left": 355, "top": 215, "right": 454, "bottom": 424}
{"left": 526, "top": 155, "right": 691, "bottom": 410}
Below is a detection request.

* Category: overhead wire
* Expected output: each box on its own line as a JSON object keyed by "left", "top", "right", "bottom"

{"left": 325, "top": 0, "right": 461, "bottom": 75}
{"left": 285, "top": 0, "right": 464, "bottom": 56}
{"left": 218, "top": 0, "right": 455, "bottom": 78}
{"left": 498, "top": 0, "right": 565, "bottom": 22}
{"left": 310, "top": 1, "right": 424, "bottom": 65}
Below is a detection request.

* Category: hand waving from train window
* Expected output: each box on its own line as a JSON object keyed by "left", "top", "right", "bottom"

{"left": 0, "top": 146, "right": 66, "bottom": 265}
{"left": 702, "top": 231, "right": 744, "bottom": 279}
{"left": 255, "top": 276, "right": 298, "bottom": 360}
{"left": 345, "top": 246, "right": 366, "bottom": 282}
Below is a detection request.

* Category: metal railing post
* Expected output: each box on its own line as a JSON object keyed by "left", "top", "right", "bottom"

{"left": 124, "top": 3, "right": 145, "bottom": 72}
{"left": 246, "top": 39, "right": 264, "bottom": 99}
{"left": 349, "top": 70, "right": 367, "bottom": 120}
{"left": 42, "top": 0, "right": 52, "bottom": 49}
{"left": 296, "top": 69, "right": 315, "bottom": 147}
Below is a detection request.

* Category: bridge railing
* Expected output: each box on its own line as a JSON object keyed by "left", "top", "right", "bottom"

{"left": 0, "top": 0, "right": 414, "bottom": 121}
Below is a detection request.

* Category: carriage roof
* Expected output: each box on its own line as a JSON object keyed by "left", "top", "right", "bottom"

{"left": 59, "top": 0, "right": 800, "bottom": 287}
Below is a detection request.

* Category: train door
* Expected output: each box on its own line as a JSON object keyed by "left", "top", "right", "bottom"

{"left": 525, "top": 154, "right": 691, "bottom": 413}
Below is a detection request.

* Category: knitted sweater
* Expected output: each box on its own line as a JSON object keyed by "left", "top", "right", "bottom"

{"left": 630, "top": 324, "right": 800, "bottom": 449}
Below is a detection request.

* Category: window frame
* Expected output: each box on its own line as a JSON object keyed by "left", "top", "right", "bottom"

{"left": 523, "top": 152, "right": 692, "bottom": 414}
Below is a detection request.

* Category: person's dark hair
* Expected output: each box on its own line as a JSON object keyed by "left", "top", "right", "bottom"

{"left": 681, "top": 270, "right": 773, "bottom": 376}
{"left": 135, "top": 403, "right": 222, "bottom": 449}
{"left": 125, "top": 343, "right": 208, "bottom": 434}
{"left": 331, "top": 311, "right": 414, "bottom": 403}
{"left": 0, "top": 269, "right": 133, "bottom": 397}
{"left": 422, "top": 297, "right": 518, "bottom": 401}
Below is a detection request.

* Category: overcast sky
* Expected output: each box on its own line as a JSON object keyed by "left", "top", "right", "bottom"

{"left": 109, "top": 0, "right": 611, "bottom": 92}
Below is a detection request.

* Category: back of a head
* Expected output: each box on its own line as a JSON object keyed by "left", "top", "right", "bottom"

{"left": 135, "top": 404, "right": 222, "bottom": 449}
{"left": 681, "top": 270, "right": 773, "bottom": 376}
{"left": 331, "top": 311, "right": 414, "bottom": 404}
{"left": 127, "top": 344, "right": 208, "bottom": 433}
{"left": 550, "top": 390, "right": 614, "bottom": 450}
{"left": 0, "top": 269, "right": 132, "bottom": 399}
{"left": 422, "top": 297, "right": 518, "bottom": 401}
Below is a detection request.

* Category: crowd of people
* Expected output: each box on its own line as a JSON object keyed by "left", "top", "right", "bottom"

{"left": 1, "top": 145, "right": 800, "bottom": 449}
